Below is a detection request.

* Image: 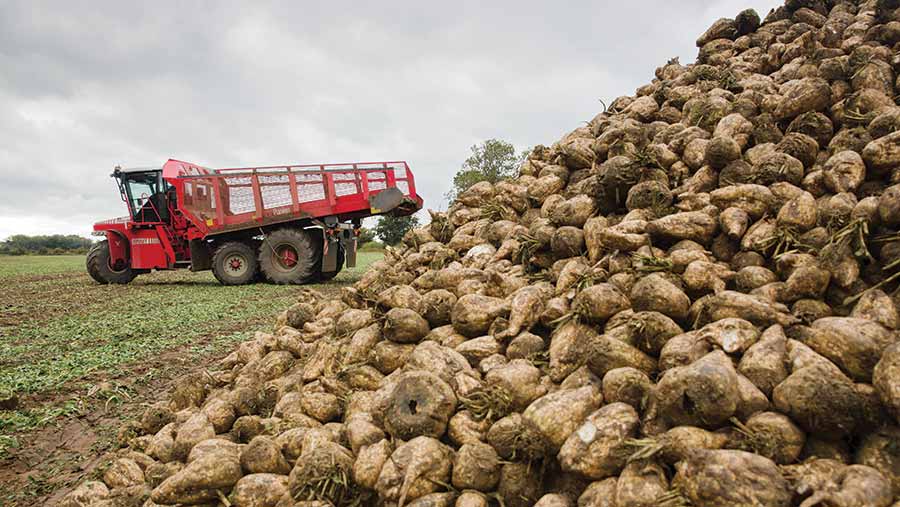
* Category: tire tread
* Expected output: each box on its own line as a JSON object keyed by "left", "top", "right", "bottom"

{"left": 85, "top": 239, "right": 136, "bottom": 284}
{"left": 259, "top": 228, "right": 318, "bottom": 285}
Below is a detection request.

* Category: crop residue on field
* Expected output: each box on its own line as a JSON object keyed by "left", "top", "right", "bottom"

{"left": 0, "top": 252, "right": 381, "bottom": 506}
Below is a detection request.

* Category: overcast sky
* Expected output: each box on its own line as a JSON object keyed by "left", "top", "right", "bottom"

{"left": 0, "top": 0, "right": 782, "bottom": 239}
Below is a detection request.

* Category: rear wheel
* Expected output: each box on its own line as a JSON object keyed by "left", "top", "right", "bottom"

{"left": 212, "top": 241, "right": 258, "bottom": 285}
{"left": 259, "top": 228, "right": 317, "bottom": 284}
{"left": 86, "top": 240, "right": 137, "bottom": 284}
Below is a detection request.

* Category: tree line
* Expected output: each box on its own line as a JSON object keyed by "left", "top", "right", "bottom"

{"left": 0, "top": 234, "right": 94, "bottom": 255}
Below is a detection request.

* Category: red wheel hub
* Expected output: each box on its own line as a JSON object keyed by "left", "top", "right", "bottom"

{"left": 223, "top": 253, "right": 249, "bottom": 277}
{"left": 277, "top": 246, "right": 298, "bottom": 268}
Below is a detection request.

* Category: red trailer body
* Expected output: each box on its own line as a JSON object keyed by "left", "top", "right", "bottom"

{"left": 88, "top": 159, "right": 422, "bottom": 285}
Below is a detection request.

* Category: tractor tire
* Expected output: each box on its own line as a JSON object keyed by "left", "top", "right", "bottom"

{"left": 259, "top": 228, "right": 318, "bottom": 284}
{"left": 86, "top": 240, "right": 137, "bottom": 285}
{"left": 211, "top": 241, "right": 258, "bottom": 286}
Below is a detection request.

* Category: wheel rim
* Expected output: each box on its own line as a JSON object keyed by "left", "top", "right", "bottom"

{"left": 275, "top": 244, "right": 299, "bottom": 270}
{"left": 225, "top": 253, "right": 249, "bottom": 277}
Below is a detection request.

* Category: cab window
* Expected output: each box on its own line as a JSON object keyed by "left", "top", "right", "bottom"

{"left": 123, "top": 171, "right": 163, "bottom": 221}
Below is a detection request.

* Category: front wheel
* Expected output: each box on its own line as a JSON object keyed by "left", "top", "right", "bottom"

{"left": 211, "top": 241, "right": 258, "bottom": 285}
{"left": 86, "top": 240, "right": 137, "bottom": 284}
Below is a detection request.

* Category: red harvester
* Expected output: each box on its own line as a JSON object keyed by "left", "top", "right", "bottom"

{"left": 88, "top": 159, "right": 422, "bottom": 285}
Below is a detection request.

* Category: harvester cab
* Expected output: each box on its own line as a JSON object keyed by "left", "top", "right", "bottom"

{"left": 112, "top": 167, "right": 172, "bottom": 224}
{"left": 89, "top": 159, "right": 423, "bottom": 285}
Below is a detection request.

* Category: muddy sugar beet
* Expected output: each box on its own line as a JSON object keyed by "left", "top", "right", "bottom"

{"left": 64, "top": 0, "right": 900, "bottom": 506}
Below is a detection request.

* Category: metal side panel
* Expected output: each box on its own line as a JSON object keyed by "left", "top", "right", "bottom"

{"left": 130, "top": 229, "right": 169, "bottom": 269}
{"left": 189, "top": 239, "right": 212, "bottom": 271}
{"left": 322, "top": 239, "right": 339, "bottom": 272}
{"left": 344, "top": 232, "right": 357, "bottom": 268}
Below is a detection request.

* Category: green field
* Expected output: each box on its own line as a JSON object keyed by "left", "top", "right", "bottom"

{"left": 0, "top": 253, "right": 380, "bottom": 505}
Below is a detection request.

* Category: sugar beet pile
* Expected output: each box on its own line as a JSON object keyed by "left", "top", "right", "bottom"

{"left": 65, "top": 1, "right": 900, "bottom": 506}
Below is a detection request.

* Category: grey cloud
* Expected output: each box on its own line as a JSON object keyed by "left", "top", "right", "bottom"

{"left": 0, "top": 0, "right": 781, "bottom": 238}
